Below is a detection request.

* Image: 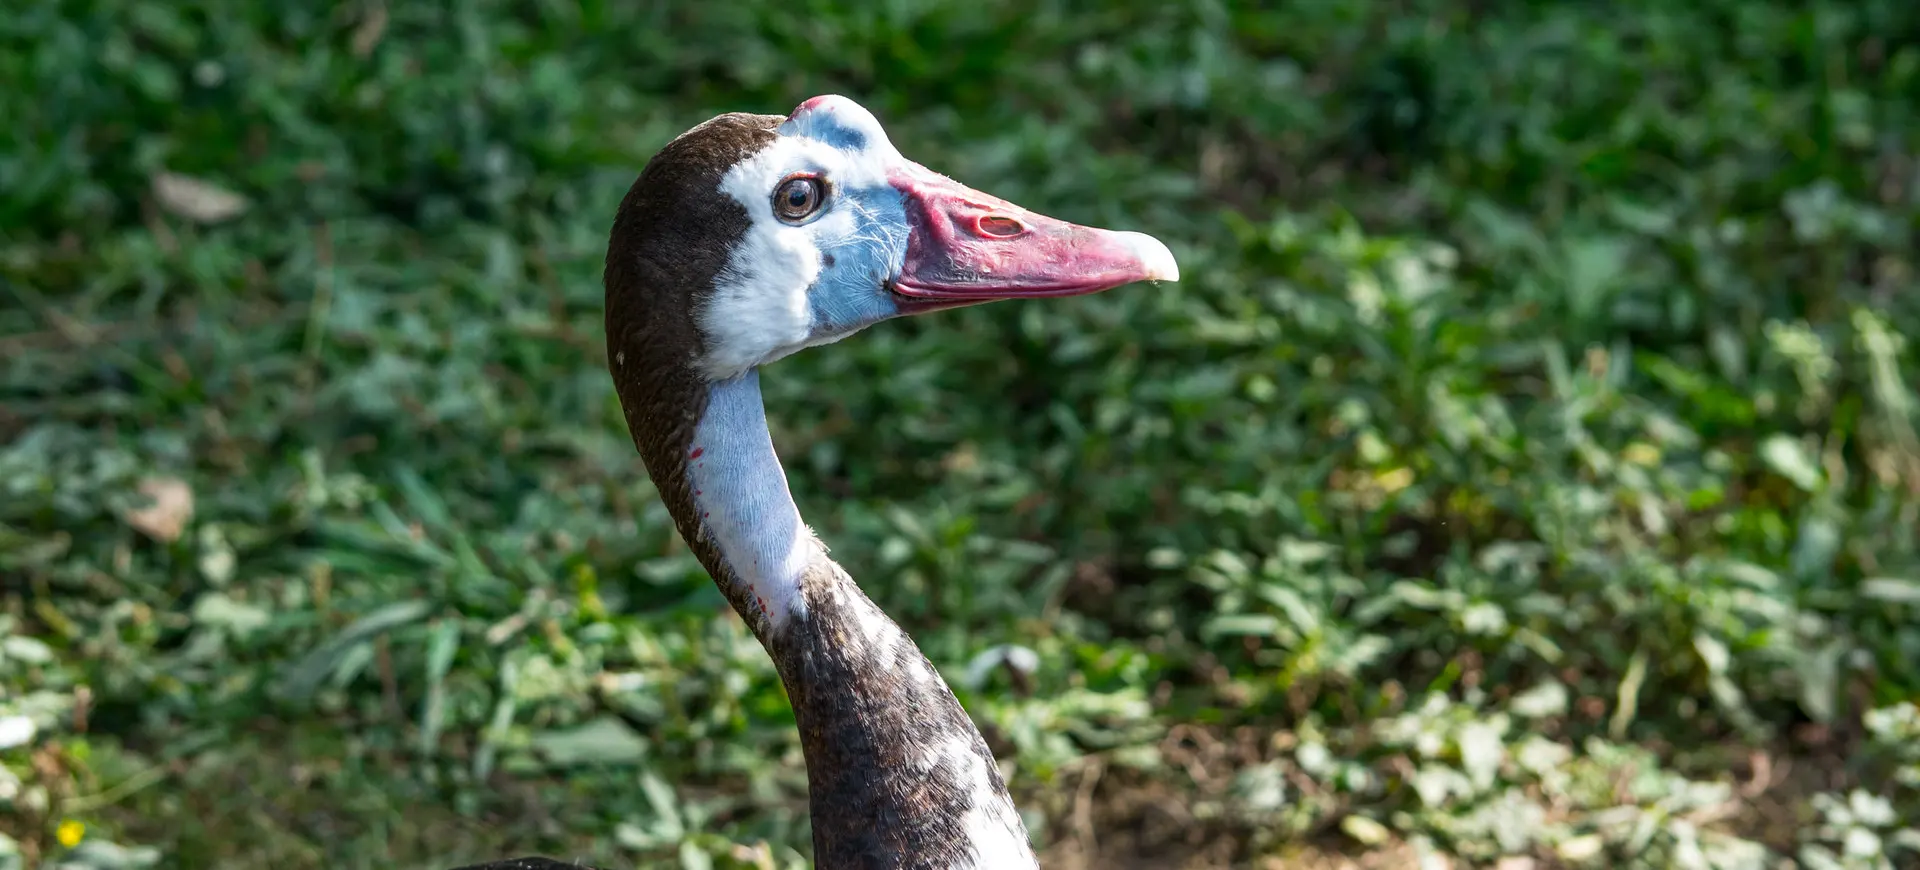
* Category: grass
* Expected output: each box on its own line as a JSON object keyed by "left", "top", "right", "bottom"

{"left": 4, "top": 1, "right": 1919, "bottom": 868}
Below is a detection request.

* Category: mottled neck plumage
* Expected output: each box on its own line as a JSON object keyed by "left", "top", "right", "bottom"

{"left": 662, "top": 367, "right": 1035, "bottom": 869}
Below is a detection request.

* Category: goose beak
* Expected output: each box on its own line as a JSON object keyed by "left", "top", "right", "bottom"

{"left": 887, "top": 162, "right": 1178, "bottom": 307}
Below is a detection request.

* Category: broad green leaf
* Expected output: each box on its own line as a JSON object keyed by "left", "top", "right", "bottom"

{"left": 530, "top": 715, "right": 651, "bottom": 767}
{"left": 1760, "top": 434, "right": 1821, "bottom": 491}
{"left": 274, "top": 600, "right": 433, "bottom": 704}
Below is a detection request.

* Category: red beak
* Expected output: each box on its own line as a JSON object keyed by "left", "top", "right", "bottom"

{"left": 886, "top": 161, "right": 1179, "bottom": 305}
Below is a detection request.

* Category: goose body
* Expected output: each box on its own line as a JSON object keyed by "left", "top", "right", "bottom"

{"left": 460, "top": 96, "right": 1176, "bottom": 870}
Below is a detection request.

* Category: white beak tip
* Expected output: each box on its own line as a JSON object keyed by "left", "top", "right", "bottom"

{"left": 1116, "top": 231, "right": 1180, "bottom": 282}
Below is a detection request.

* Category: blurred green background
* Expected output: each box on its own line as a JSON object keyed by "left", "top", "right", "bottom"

{"left": 4, "top": 1, "right": 1918, "bottom": 868}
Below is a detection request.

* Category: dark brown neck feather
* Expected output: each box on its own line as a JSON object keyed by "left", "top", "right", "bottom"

{"left": 594, "top": 115, "right": 1035, "bottom": 869}
{"left": 603, "top": 112, "right": 781, "bottom": 607}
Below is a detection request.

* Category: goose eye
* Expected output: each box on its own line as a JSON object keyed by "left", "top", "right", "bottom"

{"left": 772, "top": 175, "right": 824, "bottom": 222}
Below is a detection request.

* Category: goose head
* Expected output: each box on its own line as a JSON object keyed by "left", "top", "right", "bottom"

{"left": 606, "top": 94, "right": 1178, "bottom": 385}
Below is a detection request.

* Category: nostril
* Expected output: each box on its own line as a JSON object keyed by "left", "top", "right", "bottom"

{"left": 977, "top": 215, "right": 1025, "bottom": 238}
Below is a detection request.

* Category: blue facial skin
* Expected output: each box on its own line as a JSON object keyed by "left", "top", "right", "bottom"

{"left": 777, "top": 108, "right": 914, "bottom": 344}
{"left": 791, "top": 112, "right": 868, "bottom": 151}
{"left": 805, "top": 184, "right": 909, "bottom": 340}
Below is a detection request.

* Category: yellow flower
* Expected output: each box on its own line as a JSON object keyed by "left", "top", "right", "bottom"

{"left": 56, "top": 819, "right": 84, "bottom": 848}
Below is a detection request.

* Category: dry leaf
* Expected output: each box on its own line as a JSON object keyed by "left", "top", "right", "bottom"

{"left": 352, "top": 3, "right": 389, "bottom": 57}
{"left": 153, "top": 172, "right": 249, "bottom": 224}
{"left": 125, "top": 476, "right": 195, "bottom": 542}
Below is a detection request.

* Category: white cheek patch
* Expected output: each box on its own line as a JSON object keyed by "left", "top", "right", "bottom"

{"left": 699, "top": 207, "right": 820, "bottom": 381}
{"left": 697, "top": 131, "right": 897, "bottom": 381}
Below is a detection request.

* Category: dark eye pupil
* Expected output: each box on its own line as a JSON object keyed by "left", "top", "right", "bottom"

{"left": 776, "top": 178, "right": 820, "bottom": 220}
